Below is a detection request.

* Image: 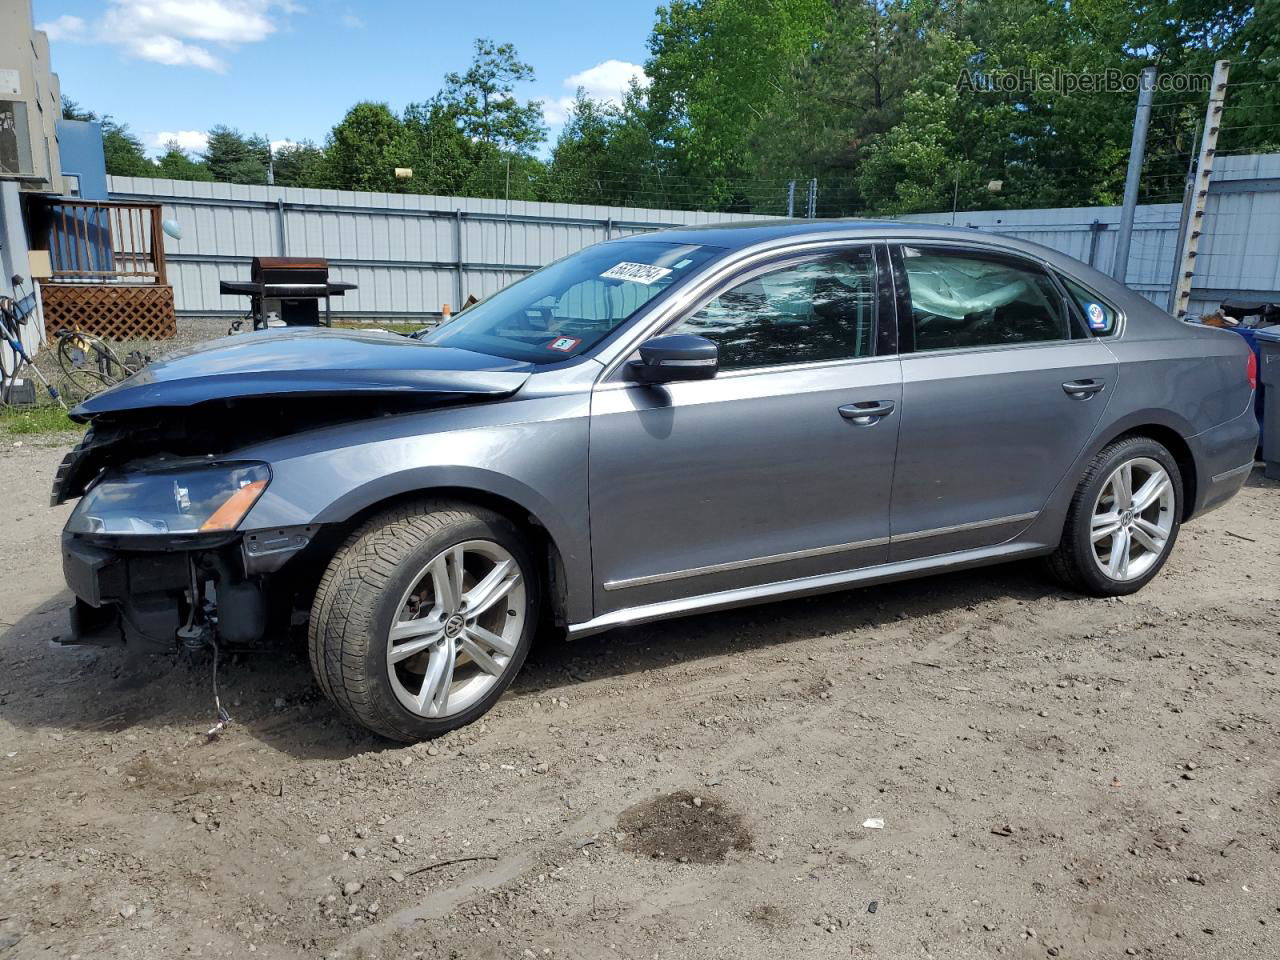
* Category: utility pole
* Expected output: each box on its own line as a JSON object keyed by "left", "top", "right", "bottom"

{"left": 787, "top": 180, "right": 796, "bottom": 218}
{"left": 1166, "top": 117, "right": 1200, "bottom": 311}
{"left": 1170, "top": 60, "right": 1230, "bottom": 320}
{"left": 1112, "top": 66, "right": 1157, "bottom": 282}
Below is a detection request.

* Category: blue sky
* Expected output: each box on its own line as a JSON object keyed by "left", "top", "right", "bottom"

{"left": 32, "top": 0, "right": 658, "bottom": 155}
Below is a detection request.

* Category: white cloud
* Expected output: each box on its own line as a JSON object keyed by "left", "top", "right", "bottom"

{"left": 38, "top": 1, "right": 297, "bottom": 73}
{"left": 149, "top": 129, "right": 211, "bottom": 153}
{"left": 567, "top": 60, "right": 648, "bottom": 102}
{"left": 36, "top": 14, "right": 87, "bottom": 41}
{"left": 543, "top": 59, "right": 647, "bottom": 126}
{"left": 340, "top": 10, "right": 364, "bottom": 28}
{"left": 128, "top": 34, "right": 228, "bottom": 71}
{"left": 269, "top": 138, "right": 298, "bottom": 152}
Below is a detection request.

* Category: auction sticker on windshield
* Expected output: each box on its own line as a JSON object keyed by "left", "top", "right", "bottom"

{"left": 601, "top": 262, "right": 673, "bottom": 284}
{"left": 546, "top": 336, "right": 581, "bottom": 352}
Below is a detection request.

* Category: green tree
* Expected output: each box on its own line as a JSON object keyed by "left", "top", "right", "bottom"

{"left": 155, "top": 140, "right": 214, "bottom": 181}
{"left": 59, "top": 96, "right": 96, "bottom": 122}
{"left": 202, "top": 125, "right": 271, "bottom": 184}
{"left": 438, "top": 39, "right": 546, "bottom": 153}
{"left": 101, "top": 120, "right": 155, "bottom": 177}
{"left": 544, "top": 87, "right": 671, "bottom": 207}
{"left": 270, "top": 141, "right": 329, "bottom": 187}
{"left": 644, "top": 0, "right": 830, "bottom": 209}
{"left": 324, "top": 102, "right": 419, "bottom": 192}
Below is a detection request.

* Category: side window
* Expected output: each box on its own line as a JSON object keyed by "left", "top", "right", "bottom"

{"left": 669, "top": 250, "right": 877, "bottom": 371}
{"left": 901, "top": 247, "right": 1073, "bottom": 351}
{"left": 1061, "top": 277, "right": 1119, "bottom": 336}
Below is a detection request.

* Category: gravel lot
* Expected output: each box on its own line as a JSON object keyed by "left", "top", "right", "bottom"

{"left": 1, "top": 431, "right": 1278, "bottom": 960}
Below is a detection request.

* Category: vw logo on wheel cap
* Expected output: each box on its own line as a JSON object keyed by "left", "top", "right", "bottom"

{"left": 444, "top": 614, "right": 465, "bottom": 639}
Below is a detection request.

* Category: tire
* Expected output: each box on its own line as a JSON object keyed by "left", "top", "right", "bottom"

{"left": 1047, "top": 436, "right": 1184, "bottom": 596}
{"left": 308, "top": 500, "right": 539, "bottom": 742}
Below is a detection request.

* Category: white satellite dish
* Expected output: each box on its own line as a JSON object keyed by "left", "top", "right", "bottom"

{"left": 161, "top": 218, "right": 183, "bottom": 240}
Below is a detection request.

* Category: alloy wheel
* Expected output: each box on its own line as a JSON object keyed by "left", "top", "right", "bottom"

{"left": 386, "top": 539, "right": 526, "bottom": 718}
{"left": 1089, "top": 457, "right": 1176, "bottom": 582}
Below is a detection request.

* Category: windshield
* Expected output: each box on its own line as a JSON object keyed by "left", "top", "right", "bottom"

{"left": 420, "top": 240, "right": 723, "bottom": 363}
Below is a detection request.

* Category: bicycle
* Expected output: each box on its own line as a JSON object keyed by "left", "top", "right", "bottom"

{"left": 0, "top": 283, "right": 65, "bottom": 410}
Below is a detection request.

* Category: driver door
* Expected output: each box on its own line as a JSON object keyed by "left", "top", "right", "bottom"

{"left": 587, "top": 245, "right": 902, "bottom": 616}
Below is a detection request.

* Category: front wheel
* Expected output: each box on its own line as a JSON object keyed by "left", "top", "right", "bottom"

{"left": 1047, "top": 436, "right": 1183, "bottom": 596}
{"left": 308, "top": 500, "right": 538, "bottom": 742}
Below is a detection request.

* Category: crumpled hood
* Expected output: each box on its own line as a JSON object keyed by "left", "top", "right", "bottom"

{"left": 71, "top": 328, "right": 531, "bottom": 421}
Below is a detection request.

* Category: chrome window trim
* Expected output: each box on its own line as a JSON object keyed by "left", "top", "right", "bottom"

{"left": 603, "top": 512, "right": 1037, "bottom": 591}
{"left": 896, "top": 337, "right": 1108, "bottom": 362}
{"left": 591, "top": 350, "right": 897, "bottom": 392}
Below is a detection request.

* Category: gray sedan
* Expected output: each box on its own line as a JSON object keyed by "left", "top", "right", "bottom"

{"left": 55, "top": 221, "right": 1259, "bottom": 741}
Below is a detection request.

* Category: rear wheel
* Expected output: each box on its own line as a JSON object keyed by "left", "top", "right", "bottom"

{"left": 308, "top": 500, "right": 538, "bottom": 742}
{"left": 1048, "top": 436, "right": 1183, "bottom": 596}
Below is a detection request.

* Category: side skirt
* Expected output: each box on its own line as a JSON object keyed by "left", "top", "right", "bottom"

{"left": 567, "top": 541, "right": 1052, "bottom": 639}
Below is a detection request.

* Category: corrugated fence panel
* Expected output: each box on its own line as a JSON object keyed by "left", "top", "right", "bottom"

{"left": 112, "top": 156, "right": 1280, "bottom": 319}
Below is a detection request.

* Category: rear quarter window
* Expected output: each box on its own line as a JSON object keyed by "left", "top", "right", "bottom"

{"left": 1061, "top": 277, "right": 1119, "bottom": 336}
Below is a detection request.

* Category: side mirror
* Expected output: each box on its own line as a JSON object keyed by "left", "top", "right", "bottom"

{"left": 627, "top": 334, "right": 719, "bottom": 384}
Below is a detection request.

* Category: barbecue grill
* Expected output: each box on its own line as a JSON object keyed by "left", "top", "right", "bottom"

{"left": 220, "top": 257, "right": 357, "bottom": 331}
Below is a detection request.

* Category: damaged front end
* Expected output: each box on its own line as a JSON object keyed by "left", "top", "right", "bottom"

{"left": 53, "top": 328, "right": 534, "bottom": 654}
{"left": 56, "top": 385, "right": 530, "bottom": 654}
{"left": 59, "top": 448, "right": 291, "bottom": 651}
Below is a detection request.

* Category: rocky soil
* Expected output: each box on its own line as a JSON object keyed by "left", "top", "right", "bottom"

{"left": 1, "top": 435, "right": 1278, "bottom": 960}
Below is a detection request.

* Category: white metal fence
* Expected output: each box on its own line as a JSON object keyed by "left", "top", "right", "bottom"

{"left": 111, "top": 152, "right": 1280, "bottom": 321}
{"left": 107, "top": 177, "right": 779, "bottom": 320}
{"left": 900, "top": 152, "right": 1280, "bottom": 316}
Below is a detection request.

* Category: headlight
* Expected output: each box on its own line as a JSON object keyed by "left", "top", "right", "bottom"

{"left": 67, "top": 461, "right": 270, "bottom": 535}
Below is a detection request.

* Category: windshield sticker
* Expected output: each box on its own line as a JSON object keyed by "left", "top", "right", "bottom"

{"left": 600, "top": 262, "right": 673, "bottom": 285}
{"left": 1086, "top": 302, "right": 1107, "bottom": 329}
{"left": 546, "top": 336, "right": 582, "bottom": 352}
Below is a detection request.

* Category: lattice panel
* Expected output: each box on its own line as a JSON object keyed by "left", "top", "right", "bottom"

{"left": 41, "top": 284, "right": 177, "bottom": 341}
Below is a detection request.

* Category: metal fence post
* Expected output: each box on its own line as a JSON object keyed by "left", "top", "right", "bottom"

{"left": 1112, "top": 66, "right": 1157, "bottom": 282}
{"left": 454, "top": 209, "right": 464, "bottom": 313}
{"left": 1087, "top": 219, "right": 1106, "bottom": 267}
{"left": 786, "top": 180, "right": 796, "bottom": 218}
{"left": 806, "top": 179, "right": 817, "bottom": 218}
{"left": 275, "top": 198, "right": 287, "bottom": 256}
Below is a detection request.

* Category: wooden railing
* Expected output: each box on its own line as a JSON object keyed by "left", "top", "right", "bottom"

{"left": 42, "top": 200, "right": 168, "bottom": 285}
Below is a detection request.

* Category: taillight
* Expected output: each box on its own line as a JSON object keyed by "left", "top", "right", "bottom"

{"left": 1247, "top": 351, "right": 1257, "bottom": 390}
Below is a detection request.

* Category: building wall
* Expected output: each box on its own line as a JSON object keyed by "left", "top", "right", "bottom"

{"left": 0, "top": 0, "right": 63, "bottom": 195}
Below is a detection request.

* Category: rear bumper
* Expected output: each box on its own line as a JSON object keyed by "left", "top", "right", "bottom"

{"left": 1188, "top": 404, "right": 1259, "bottom": 518}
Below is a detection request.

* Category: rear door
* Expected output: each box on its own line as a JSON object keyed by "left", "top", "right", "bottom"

{"left": 588, "top": 245, "right": 901, "bottom": 615}
{"left": 888, "top": 243, "right": 1117, "bottom": 560}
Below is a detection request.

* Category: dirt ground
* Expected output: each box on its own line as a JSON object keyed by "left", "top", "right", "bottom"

{"left": 1, "top": 432, "right": 1278, "bottom": 960}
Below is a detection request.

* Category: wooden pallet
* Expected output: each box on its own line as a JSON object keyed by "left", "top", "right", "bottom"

{"left": 41, "top": 283, "right": 177, "bottom": 341}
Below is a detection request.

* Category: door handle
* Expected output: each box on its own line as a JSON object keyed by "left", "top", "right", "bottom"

{"left": 838, "top": 400, "right": 895, "bottom": 424}
{"left": 1062, "top": 378, "right": 1106, "bottom": 399}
